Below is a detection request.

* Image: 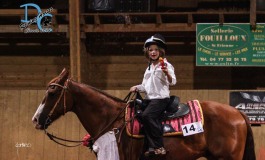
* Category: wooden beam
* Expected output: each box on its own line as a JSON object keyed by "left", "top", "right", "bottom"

{"left": 188, "top": 14, "right": 193, "bottom": 26}
{"left": 0, "top": 9, "right": 57, "bottom": 16}
{"left": 219, "top": 13, "right": 224, "bottom": 25}
{"left": 69, "top": 0, "right": 88, "bottom": 83}
{"left": 94, "top": 14, "right": 100, "bottom": 26}
{"left": 80, "top": 11, "right": 265, "bottom": 33}
{"left": 250, "top": 0, "right": 257, "bottom": 29}
{"left": 0, "top": 25, "right": 68, "bottom": 33}
{"left": 156, "top": 14, "right": 162, "bottom": 26}
{"left": 82, "top": 23, "right": 196, "bottom": 32}
{"left": 69, "top": 0, "right": 81, "bottom": 81}
{"left": 0, "top": 25, "right": 21, "bottom": 33}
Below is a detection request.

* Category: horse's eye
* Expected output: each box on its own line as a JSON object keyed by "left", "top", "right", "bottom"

{"left": 48, "top": 86, "right": 57, "bottom": 95}
{"left": 50, "top": 85, "right": 56, "bottom": 89}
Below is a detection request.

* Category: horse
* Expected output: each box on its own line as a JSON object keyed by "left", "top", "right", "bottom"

{"left": 32, "top": 68, "right": 256, "bottom": 160}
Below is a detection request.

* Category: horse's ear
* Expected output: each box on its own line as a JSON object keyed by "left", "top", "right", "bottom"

{"left": 59, "top": 68, "right": 69, "bottom": 77}
{"left": 58, "top": 68, "right": 69, "bottom": 82}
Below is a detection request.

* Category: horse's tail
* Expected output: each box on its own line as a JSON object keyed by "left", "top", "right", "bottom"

{"left": 239, "top": 111, "right": 256, "bottom": 160}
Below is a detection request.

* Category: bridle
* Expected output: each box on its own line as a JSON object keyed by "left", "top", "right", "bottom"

{"left": 42, "top": 79, "right": 136, "bottom": 148}
{"left": 48, "top": 81, "right": 68, "bottom": 117}
{"left": 44, "top": 79, "right": 85, "bottom": 147}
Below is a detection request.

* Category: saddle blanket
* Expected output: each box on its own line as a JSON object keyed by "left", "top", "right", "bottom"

{"left": 125, "top": 100, "right": 204, "bottom": 138}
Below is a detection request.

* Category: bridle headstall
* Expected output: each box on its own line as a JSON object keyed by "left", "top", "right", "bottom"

{"left": 43, "top": 79, "right": 136, "bottom": 148}
{"left": 44, "top": 79, "right": 85, "bottom": 147}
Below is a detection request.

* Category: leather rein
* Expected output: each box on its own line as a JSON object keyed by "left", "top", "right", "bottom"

{"left": 43, "top": 79, "right": 134, "bottom": 148}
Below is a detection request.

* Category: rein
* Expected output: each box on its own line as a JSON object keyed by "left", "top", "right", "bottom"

{"left": 91, "top": 92, "right": 136, "bottom": 142}
{"left": 92, "top": 101, "right": 128, "bottom": 141}
{"left": 44, "top": 118, "right": 84, "bottom": 147}
{"left": 43, "top": 80, "right": 136, "bottom": 148}
{"left": 90, "top": 92, "right": 137, "bottom": 157}
{"left": 44, "top": 79, "right": 85, "bottom": 147}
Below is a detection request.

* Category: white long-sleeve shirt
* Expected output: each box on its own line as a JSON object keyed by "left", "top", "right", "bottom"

{"left": 92, "top": 131, "right": 119, "bottom": 160}
{"left": 136, "top": 60, "right": 176, "bottom": 99}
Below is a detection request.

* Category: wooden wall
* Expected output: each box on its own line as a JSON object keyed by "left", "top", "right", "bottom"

{"left": 88, "top": 55, "right": 236, "bottom": 90}
{"left": 0, "top": 90, "right": 94, "bottom": 160}
{"left": 0, "top": 89, "right": 265, "bottom": 160}
{"left": 1, "top": 55, "right": 263, "bottom": 90}
{"left": 0, "top": 56, "right": 69, "bottom": 89}
{"left": 88, "top": 55, "right": 195, "bottom": 90}
{"left": 0, "top": 55, "right": 195, "bottom": 90}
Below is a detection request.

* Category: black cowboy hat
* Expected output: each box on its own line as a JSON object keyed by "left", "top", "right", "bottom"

{"left": 144, "top": 34, "right": 167, "bottom": 50}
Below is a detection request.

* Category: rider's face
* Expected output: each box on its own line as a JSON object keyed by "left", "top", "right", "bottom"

{"left": 148, "top": 45, "right": 160, "bottom": 60}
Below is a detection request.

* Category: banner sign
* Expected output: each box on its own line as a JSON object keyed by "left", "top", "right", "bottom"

{"left": 196, "top": 23, "right": 265, "bottom": 66}
{"left": 229, "top": 91, "right": 265, "bottom": 124}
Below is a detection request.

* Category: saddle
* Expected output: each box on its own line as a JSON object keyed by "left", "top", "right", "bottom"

{"left": 125, "top": 99, "right": 204, "bottom": 138}
{"left": 134, "top": 96, "right": 190, "bottom": 120}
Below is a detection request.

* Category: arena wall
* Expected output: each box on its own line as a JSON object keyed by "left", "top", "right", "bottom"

{"left": 0, "top": 56, "right": 69, "bottom": 89}
{"left": 0, "top": 89, "right": 264, "bottom": 160}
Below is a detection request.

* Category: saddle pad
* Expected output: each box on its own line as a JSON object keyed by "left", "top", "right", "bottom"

{"left": 125, "top": 100, "right": 204, "bottom": 138}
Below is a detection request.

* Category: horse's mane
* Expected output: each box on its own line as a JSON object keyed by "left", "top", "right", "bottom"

{"left": 89, "top": 85, "right": 126, "bottom": 103}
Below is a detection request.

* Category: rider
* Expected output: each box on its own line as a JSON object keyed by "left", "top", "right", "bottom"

{"left": 130, "top": 34, "right": 177, "bottom": 156}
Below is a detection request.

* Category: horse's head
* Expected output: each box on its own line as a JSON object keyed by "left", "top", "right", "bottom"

{"left": 32, "top": 68, "right": 73, "bottom": 129}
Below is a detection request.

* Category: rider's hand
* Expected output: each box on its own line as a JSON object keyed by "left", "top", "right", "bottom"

{"left": 161, "top": 66, "right": 169, "bottom": 75}
{"left": 130, "top": 86, "right": 138, "bottom": 92}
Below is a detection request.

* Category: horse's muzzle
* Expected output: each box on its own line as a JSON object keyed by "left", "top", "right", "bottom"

{"left": 34, "top": 124, "right": 43, "bottom": 129}
{"left": 32, "top": 117, "right": 43, "bottom": 129}
{"left": 32, "top": 117, "right": 49, "bottom": 130}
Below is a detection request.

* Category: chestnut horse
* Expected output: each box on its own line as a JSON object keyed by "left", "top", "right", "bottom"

{"left": 32, "top": 69, "right": 256, "bottom": 160}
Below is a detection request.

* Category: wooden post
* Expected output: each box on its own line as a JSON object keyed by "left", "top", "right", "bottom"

{"left": 219, "top": 13, "right": 224, "bottom": 26}
{"left": 156, "top": 14, "right": 162, "bottom": 27}
{"left": 69, "top": 0, "right": 88, "bottom": 83}
{"left": 188, "top": 13, "right": 193, "bottom": 26}
{"left": 250, "top": 0, "right": 256, "bottom": 29}
{"left": 69, "top": 0, "right": 81, "bottom": 82}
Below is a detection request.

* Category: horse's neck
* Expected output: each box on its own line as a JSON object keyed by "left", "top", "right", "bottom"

{"left": 70, "top": 82, "right": 124, "bottom": 138}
